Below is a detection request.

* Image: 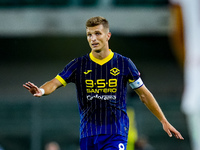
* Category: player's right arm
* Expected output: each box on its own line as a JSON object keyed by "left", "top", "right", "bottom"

{"left": 24, "top": 58, "right": 77, "bottom": 97}
{"left": 23, "top": 78, "right": 63, "bottom": 97}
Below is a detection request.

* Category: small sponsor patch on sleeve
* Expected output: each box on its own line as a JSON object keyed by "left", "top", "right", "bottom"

{"left": 129, "top": 77, "right": 143, "bottom": 89}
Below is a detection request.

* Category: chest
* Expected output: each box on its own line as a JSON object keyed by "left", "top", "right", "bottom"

{"left": 75, "top": 60, "right": 129, "bottom": 89}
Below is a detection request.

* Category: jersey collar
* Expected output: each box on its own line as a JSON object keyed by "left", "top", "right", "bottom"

{"left": 89, "top": 49, "right": 114, "bottom": 66}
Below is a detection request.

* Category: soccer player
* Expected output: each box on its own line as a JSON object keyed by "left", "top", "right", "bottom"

{"left": 23, "top": 16, "right": 184, "bottom": 150}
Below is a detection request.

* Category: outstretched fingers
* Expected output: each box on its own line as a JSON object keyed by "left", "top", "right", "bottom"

{"left": 23, "top": 82, "right": 37, "bottom": 89}
{"left": 171, "top": 129, "right": 184, "bottom": 140}
{"left": 23, "top": 81, "right": 41, "bottom": 96}
{"left": 23, "top": 82, "right": 33, "bottom": 88}
{"left": 27, "top": 82, "right": 37, "bottom": 88}
{"left": 166, "top": 129, "right": 173, "bottom": 137}
{"left": 23, "top": 83, "right": 31, "bottom": 90}
{"left": 163, "top": 121, "right": 184, "bottom": 140}
{"left": 166, "top": 125, "right": 184, "bottom": 140}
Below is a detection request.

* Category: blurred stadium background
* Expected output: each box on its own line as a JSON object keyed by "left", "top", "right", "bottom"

{"left": 0, "top": 0, "right": 190, "bottom": 150}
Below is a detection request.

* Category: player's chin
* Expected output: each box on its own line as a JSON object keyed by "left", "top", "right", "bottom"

{"left": 92, "top": 48, "right": 101, "bottom": 53}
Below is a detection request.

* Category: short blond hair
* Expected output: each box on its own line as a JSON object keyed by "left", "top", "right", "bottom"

{"left": 86, "top": 16, "right": 109, "bottom": 29}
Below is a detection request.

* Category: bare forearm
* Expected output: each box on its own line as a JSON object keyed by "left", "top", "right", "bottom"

{"left": 40, "top": 78, "right": 62, "bottom": 95}
{"left": 140, "top": 91, "right": 167, "bottom": 123}
{"left": 134, "top": 85, "right": 184, "bottom": 139}
{"left": 135, "top": 85, "right": 167, "bottom": 123}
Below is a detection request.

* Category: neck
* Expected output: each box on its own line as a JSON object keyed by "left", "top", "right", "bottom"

{"left": 91, "top": 48, "right": 110, "bottom": 60}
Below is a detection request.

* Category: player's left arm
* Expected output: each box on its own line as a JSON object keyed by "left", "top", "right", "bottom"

{"left": 134, "top": 85, "right": 184, "bottom": 140}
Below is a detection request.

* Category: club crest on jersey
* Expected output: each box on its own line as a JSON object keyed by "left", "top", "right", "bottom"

{"left": 110, "top": 68, "right": 120, "bottom": 76}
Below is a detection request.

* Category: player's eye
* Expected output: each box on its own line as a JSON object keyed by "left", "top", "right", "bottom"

{"left": 87, "top": 33, "right": 92, "bottom": 37}
{"left": 95, "top": 32, "right": 101, "bottom": 35}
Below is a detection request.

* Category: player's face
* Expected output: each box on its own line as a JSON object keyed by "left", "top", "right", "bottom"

{"left": 86, "top": 24, "right": 111, "bottom": 52}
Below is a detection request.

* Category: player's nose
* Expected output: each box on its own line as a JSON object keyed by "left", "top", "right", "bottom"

{"left": 91, "top": 34, "right": 97, "bottom": 41}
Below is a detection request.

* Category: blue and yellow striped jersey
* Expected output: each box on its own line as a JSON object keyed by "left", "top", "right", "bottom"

{"left": 56, "top": 50, "right": 143, "bottom": 139}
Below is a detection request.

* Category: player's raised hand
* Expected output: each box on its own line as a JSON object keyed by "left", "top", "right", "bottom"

{"left": 162, "top": 121, "right": 184, "bottom": 140}
{"left": 23, "top": 82, "right": 43, "bottom": 97}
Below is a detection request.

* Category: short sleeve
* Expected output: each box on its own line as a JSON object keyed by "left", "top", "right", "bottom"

{"left": 127, "top": 58, "right": 143, "bottom": 89}
{"left": 56, "top": 58, "right": 78, "bottom": 86}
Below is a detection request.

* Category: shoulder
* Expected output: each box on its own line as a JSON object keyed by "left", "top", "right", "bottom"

{"left": 114, "top": 52, "right": 130, "bottom": 60}
{"left": 69, "top": 54, "right": 90, "bottom": 64}
{"left": 63, "top": 54, "right": 91, "bottom": 70}
{"left": 114, "top": 52, "right": 133, "bottom": 64}
{"left": 113, "top": 52, "right": 139, "bottom": 73}
{"left": 75, "top": 53, "right": 90, "bottom": 62}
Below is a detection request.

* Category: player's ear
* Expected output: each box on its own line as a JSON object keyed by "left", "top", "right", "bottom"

{"left": 107, "top": 32, "right": 111, "bottom": 41}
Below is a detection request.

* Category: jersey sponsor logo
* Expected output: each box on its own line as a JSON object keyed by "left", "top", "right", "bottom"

{"left": 84, "top": 70, "right": 92, "bottom": 74}
{"left": 87, "top": 94, "right": 116, "bottom": 101}
{"left": 86, "top": 88, "right": 117, "bottom": 93}
{"left": 85, "top": 79, "right": 117, "bottom": 94}
{"left": 110, "top": 67, "right": 120, "bottom": 76}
